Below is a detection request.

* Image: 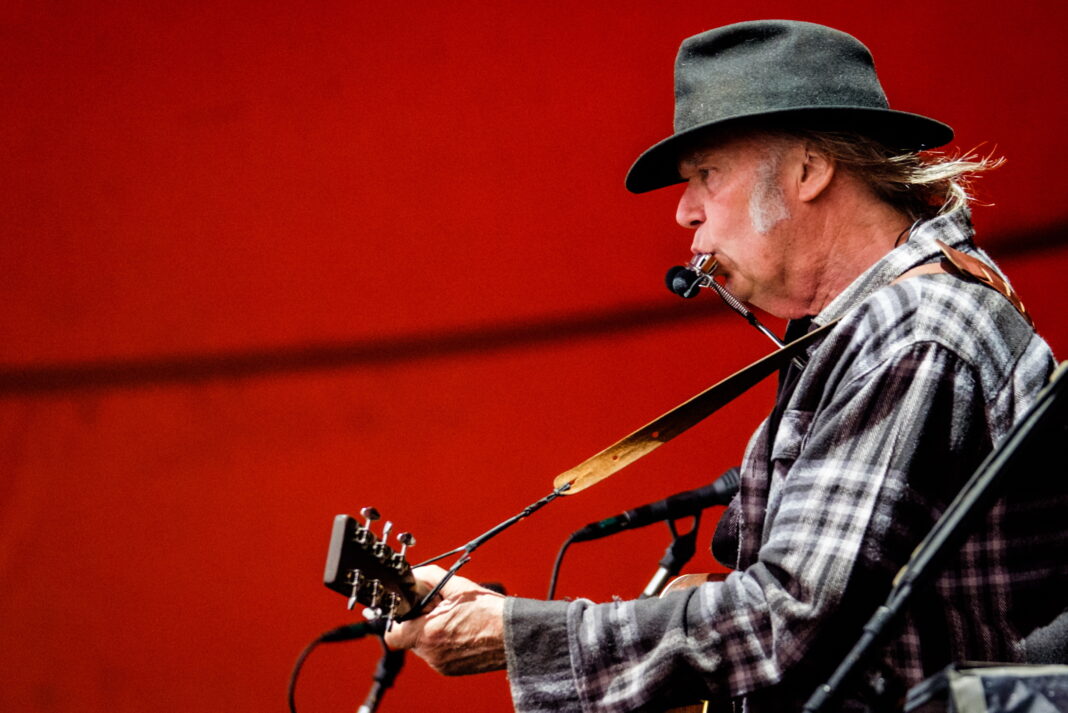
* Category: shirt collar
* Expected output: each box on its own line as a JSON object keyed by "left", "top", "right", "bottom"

{"left": 814, "top": 208, "right": 975, "bottom": 326}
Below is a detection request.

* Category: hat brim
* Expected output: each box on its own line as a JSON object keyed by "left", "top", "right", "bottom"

{"left": 625, "top": 107, "right": 954, "bottom": 194}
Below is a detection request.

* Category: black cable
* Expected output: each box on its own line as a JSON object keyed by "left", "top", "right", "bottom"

{"left": 300, "top": 485, "right": 571, "bottom": 710}
{"left": 415, "top": 485, "right": 571, "bottom": 611}
{"left": 287, "top": 620, "right": 384, "bottom": 713}
{"left": 288, "top": 636, "right": 321, "bottom": 713}
{"left": 547, "top": 532, "right": 578, "bottom": 599}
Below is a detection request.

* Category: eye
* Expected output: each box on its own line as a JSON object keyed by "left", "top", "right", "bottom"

{"left": 681, "top": 161, "right": 717, "bottom": 185}
{"left": 695, "top": 167, "right": 721, "bottom": 190}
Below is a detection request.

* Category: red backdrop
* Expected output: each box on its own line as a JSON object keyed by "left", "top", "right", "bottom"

{"left": 1, "top": 2, "right": 1066, "bottom": 712}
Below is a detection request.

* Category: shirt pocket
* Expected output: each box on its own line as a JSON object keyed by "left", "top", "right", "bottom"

{"left": 769, "top": 408, "right": 815, "bottom": 466}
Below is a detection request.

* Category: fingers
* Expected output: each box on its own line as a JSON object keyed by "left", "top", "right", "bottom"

{"left": 385, "top": 587, "right": 507, "bottom": 675}
{"left": 382, "top": 565, "right": 466, "bottom": 651}
{"left": 382, "top": 613, "right": 422, "bottom": 650}
{"left": 411, "top": 564, "right": 449, "bottom": 585}
{"left": 381, "top": 565, "right": 508, "bottom": 675}
{"left": 410, "top": 564, "right": 488, "bottom": 601}
{"left": 408, "top": 564, "right": 448, "bottom": 600}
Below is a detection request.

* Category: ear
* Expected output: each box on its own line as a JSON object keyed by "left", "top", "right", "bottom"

{"left": 796, "top": 145, "right": 835, "bottom": 203}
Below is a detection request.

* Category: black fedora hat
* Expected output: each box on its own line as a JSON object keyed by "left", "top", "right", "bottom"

{"left": 625, "top": 20, "right": 954, "bottom": 194}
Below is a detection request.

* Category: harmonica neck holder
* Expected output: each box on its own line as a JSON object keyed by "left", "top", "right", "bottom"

{"left": 666, "top": 255, "right": 807, "bottom": 369}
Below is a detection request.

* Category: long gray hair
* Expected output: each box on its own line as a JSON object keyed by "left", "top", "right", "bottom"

{"left": 796, "top": 129, "right": 1002, "bottom": 220}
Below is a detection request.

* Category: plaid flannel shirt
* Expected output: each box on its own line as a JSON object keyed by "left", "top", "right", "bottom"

{"left": 503, "top": 210, "right": 1064, "bottom": 712}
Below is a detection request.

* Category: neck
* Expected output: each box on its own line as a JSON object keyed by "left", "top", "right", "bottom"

{"left": 778, "top": 192, "right": 911, "bottom": 319}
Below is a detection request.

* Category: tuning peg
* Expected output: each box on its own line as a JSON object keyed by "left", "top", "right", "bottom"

{"left": 372, "top": 521, "right": 394, "bottom": 561}
{"left": 384, "top": 592, "right": 401, "bottom": 623}
{"left": 345, "top": 569, "right": 364, "bottom": 611}
{"left": 391, "top": 532, "right": 415, "bottom": 574}
{"left": 355, "top": 507, "right": 380, "bottom": 545}
{"left": 359, "top": 507, "right": 380, "bottom": 529}
{"left": 396, "top": 532, "right": 415, "bottom": 558}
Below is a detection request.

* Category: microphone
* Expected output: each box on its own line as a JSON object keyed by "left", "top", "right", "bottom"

{"left": 569, "top": 467, "right": 741, "bottom": 543}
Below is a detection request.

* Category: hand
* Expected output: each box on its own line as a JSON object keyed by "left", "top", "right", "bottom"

{"left": 383, "top": 565, "right": 507, "bottom": 676}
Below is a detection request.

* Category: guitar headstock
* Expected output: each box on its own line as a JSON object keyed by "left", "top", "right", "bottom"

{"left": 323, "top": 507, "right": 420, "bottom": 623}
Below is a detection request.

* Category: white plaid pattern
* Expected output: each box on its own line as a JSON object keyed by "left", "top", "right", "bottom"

{"left": 504, "top": 210, "right": 1063, "bottom": 713}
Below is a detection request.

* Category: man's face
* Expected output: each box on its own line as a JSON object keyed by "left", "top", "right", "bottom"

{"left": 675, "top": 134, "right": 801, "bottom": 316}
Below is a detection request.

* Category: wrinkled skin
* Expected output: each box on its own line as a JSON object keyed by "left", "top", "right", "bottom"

{"left": 383, "top": 565, "right": 507, "bottom": 675}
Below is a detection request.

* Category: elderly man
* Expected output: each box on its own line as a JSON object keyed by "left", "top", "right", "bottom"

{"left": 384, "top": 20, "right": 1064, "bottom": 713}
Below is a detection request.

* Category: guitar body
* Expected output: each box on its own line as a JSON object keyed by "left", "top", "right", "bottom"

{"left": 660, "top": 572, "right": 725, "bottom": 595}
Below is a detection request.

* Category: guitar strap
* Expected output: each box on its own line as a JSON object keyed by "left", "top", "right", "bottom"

{"left": 895, "top": 240, "right": 1034, "bottom": 327}
{"left": 553, "top": 320, "right": 840, "bottom": 495}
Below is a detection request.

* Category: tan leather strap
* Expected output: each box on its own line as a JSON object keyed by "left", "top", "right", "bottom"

{"left": 892, "top": 241, "right": 1035, "bottom": 329}
{"left": 552, "top": 320, "right": 840, "bottom": 495}
{"left": 891, "top": 261, "right": 953, "bottom": 283}
{"left": 936, "top": 240, "right": 1035, "bottom": 328}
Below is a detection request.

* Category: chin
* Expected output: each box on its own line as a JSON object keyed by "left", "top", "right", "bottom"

{"left": 723, "top": 278, "right": 751, "bottom": 303}
{"left": 745, "top": 294, "right": 785, "bottom": 318}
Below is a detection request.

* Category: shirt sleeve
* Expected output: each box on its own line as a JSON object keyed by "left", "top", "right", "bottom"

{"left": 503, "top": 338, "right": 991, "bottom": 713}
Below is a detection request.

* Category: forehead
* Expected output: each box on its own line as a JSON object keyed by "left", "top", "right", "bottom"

{"left": 677, "top": 130, "right": 800, "bottom": 176}
{"left": 677, "top": 132, "right": 767, "bottom": 172}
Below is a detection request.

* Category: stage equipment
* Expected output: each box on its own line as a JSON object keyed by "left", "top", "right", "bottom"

{"left": 570, "top": 466, "right": 740, "bottom": 543}
{"left": 547, "top": 467, "right": 740, "bottom": 599}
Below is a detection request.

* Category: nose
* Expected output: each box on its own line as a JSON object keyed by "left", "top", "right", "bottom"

{"left": 675, "top": 181, "right": 704, "bottom": 230}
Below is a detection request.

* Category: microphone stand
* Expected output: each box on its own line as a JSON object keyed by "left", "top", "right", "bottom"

{"left": 357, "top": 639, "right": 406, "bottom": 713}
{"left": 640, "top": 514, "right": 701, "bottom": 598}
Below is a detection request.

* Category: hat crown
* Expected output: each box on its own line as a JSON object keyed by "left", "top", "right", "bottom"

{"left": 674, "top": 21, "right": 888, "bottom": 133}
{"left": 624, "top": 20, "right": 953, "bottom": 194}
